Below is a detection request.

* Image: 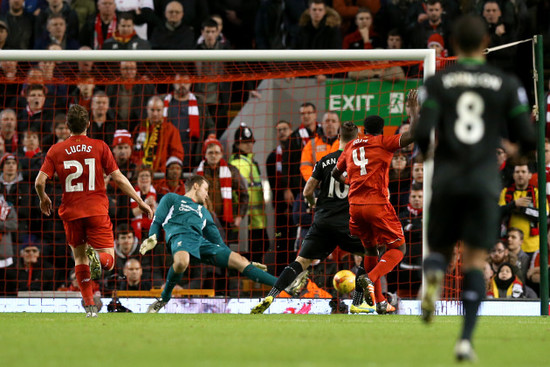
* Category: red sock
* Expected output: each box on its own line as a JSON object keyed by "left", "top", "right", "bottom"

{"left": 368, "top": 248, "right": 404, "bottom": 284}
{"left": 98, "top": 252, "right": 114, "bottom": 270}
{"left": 75, "top": 264, "right": 94, "bottom": 306}
{"left": 374, "top": 278, "right": 384, "bottom": 303}
{"left": 364, "top": 255, "right": 378, "bottom": 272}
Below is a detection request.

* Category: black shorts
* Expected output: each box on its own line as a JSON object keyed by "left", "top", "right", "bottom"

{"left": 428, "top": 191, "right": 499, "bottom": 251}
{"left": 299, "top": 221, "right": 365, "bottom": 260}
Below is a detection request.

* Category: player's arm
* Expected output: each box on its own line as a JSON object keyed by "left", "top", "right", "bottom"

{"left": 400, "top": 89, "right": 420, "bottom": 147}
{"left": 413, "top": 84, "right": 439, "bottom": 157}
{"left": 202, "top": 208, "right": 225, "bottom": 245}
{"left": 34, "top": 171, "right": 52, "bottom": 216}
{"left": 303, "top": 176, "right": 320, "bottom": 208}
{"left": 141, "top": 194, "right": 172, "bottom": 255}
{"left": 110, "top": 169, "right": 154, "bottom": 219}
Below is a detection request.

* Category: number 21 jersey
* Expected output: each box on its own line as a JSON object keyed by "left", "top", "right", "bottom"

{"left": 40, "top": 135, "right": 119, "bottom": 221}
{"left": 336, "top": 134, "right": 402, "bottom": 205}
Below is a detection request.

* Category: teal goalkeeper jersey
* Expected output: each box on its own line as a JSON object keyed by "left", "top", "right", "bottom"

{"left": 148, "top": 193, "right": 224, "bottom": 246}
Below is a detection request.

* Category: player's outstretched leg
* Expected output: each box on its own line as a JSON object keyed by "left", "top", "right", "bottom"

{"left": 421, "top": 253, "right": 446, "bottom": 323}
{"left": 356, "top": 274, "right": 376, "bottom": 307}
{"left": 147, "top": 298, "right": 168, "bottom": 313}
{"left": 86, "top": 246, "right": 102, "bottom": 280}
{"left": 350, "top": 264, "right": 375, "bottom": 314}
{"left": 250, "top": 260, "right": 306, "bottom": 314}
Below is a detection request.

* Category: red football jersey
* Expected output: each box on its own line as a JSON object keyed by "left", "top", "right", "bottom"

{"left": 40, "top": 135, "right": 119, "bottom": 221}
{"left": 336, "top": 134, "right": 402, "bottom": 204}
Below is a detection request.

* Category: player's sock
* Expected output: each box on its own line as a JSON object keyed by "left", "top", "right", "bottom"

{"left": 242, "top": 263, "right": 277, "bottom": 287}
{"left": 266, "top": 261, "right": 304, "bottom": 298}
{"left": 461, "top": 269, "right": 485, "bottom": 341}
{"left": 364, "top": 255, "right": 378, "bottom": 272}
{"left": 423, "top": 253, "right": 447, "bottom": 273}
{"left": 75, "top": 264, "right": 94, "bottom": 306}
{"left": 352, "top": 265, "right": 365, "bottom": 306}
{"left": 98, "top": 252, "right": 114, "bottom": 270}
{"left": 161, "top": 265, "right": 184, "bottom": 302}
{"left": 368, "top": 249, "right": 403, "bottom": 283}
{"left": 374, "top": 278, "right": 384, "bottom": 303}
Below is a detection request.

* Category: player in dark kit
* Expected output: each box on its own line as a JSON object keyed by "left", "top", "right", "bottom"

{"left": 413, "top": 15, "right": 536, "bottom": 361}
{"left": 35, "top": 105, "right": 154, "bottom": 317}
{"left": 251, "top": 121, "right": 371, "bottom": 314}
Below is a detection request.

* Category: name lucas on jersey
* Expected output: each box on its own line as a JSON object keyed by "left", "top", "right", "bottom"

{"left": 65, "top": 144, "right": 92, "bottom": 155}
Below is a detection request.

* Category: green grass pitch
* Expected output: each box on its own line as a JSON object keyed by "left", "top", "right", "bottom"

{"left": 1, "top": 313, "right": 548, "bottom": 367}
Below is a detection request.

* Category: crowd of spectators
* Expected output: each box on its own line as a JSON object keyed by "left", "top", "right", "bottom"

{"left": 0, "top": 0, "right": 549, "bottom": 299}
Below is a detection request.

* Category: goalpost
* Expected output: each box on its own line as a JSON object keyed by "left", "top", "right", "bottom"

{"left": 10, "top": 47, "right": 537, "bottom": 313}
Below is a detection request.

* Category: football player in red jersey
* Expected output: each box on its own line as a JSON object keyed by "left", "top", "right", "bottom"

{"left": 332, "top": 91, "right": 418, "bottom": 314}
{"left": 35, "top": 105, "right": 153, "bottom": 317}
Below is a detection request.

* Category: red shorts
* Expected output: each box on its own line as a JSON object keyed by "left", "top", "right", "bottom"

{"left": 63, "top": 215, "right": 114, "bottom": 249}
{"left": 349, "top": 203, "right": 404, "bottom": 249}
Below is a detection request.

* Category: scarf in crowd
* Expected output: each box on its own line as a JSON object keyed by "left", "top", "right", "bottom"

{"left": 407, "top": 203, "right": 422, "bottom": 217}
{"left": 163, "top": 93, "right": 200, "bottom": 138}
{"left": 504, "top": 183, "right": 539, "bottom": 236}
{"left": 26, "top": 105, "right": 41, "bottom": 118}
{"left": 142, "top": 120, "right": 161, "bottom": 168}
{"left": 24, "top": 146, "right": 41, "bottom": 158}
{"left": 196, "top": 160, "right": 233, "bottom": 223}
{"left": 112, "top": 30, "right": 136, "bottom": 44}
{"left": 297, "top": 124, "right": 313, "bottom": 147}
{"left": 94, "top": 14, "right": 117, "bottom": 49}
{"left": 275, "top": 145, "right": 283, "bottom": 174}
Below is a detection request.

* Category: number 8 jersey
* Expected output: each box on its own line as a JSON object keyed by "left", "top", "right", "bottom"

{"left": 39, "top": 135, "right": 119, "bottom": 221}
{"left": 336, "top": 134, "right": 402, "bottom": 205}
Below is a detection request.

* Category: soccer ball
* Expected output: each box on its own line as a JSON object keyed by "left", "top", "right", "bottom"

{"left": 333, "top": 270, "right": 356, "bottom": 294}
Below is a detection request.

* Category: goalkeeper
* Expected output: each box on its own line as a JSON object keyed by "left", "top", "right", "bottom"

{"left": 141, "top": 175, "right": 277, "bottom": 313}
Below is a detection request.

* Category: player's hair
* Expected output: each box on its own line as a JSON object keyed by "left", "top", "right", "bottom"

{"left": 185, "top": 174, "right": 208, "bottom": 192}
{"left": 66, "top": 104, "right": 89, "bottom": 134}
{"left": 300, "top": 102, "right": 316, "bottom": 111}
{"left": 451, "top": 15, "right": 488, "bottom": 54}
{"left": 340, "top": 121, "right": 358, "bottom": 144}
{"left": 201, "top": 18, "right": 218, "bottom": 30}
{"left": 411, "top": 182, "right": 423, "bottom": 191}
{"left": 507, "top": 227, "right": 524, "bottom": 240}
{"left": 364, "top": 115, "right": 384, "bottom": 135}
{"left": 116, "top": 222, "right": 135, "bottom": 239}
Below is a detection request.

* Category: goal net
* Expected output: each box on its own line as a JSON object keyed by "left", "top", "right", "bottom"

{"left": 0, "top": 49, "right": 464, "bottom": 303}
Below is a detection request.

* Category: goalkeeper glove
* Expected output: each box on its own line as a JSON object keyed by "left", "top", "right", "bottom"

{"left": 140, "top": 234, "right": 158, "bottom": 255}
{"left": 252, "top": 261, "right": 268, "bottom": 271}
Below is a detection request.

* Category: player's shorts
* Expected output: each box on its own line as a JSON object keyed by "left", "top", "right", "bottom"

{"left": 428, "top": 191, "right": 498, "bottom": 251}
{"left": 349, "top": 203, "right": 405, "bottom": 249}
{"left": 170, "top": 233, "right": 232, "bottom": 268}
{"left": 299, "top": 221, "right": 365, "bottom": 260}
{"left": 63, "top": 215, "right": 114, "bottom": 249}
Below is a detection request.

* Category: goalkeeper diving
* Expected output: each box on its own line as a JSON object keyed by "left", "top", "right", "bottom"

{"left": 141, "top": 174, "right": 277, "bottom": 313}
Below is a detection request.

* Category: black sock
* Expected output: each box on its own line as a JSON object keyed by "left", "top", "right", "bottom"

{"left": 267, "top": 261, "right": 304, "bottom": 298}
{"left": 423, "top": 253, "right": 447, "bottom": 274}
{"left": 461, "top": 269, "right": 485, "bottom": 341}
{"left": 352, "top": 266, "right": 366, "bottom": 306}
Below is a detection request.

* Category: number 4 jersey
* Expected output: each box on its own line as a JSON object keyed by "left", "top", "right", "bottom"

{"left": 40, "top": 135, "right": 119, "bottom": 221}
{"left": 336, "top": 134, "right": 402, "bottom": 205}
